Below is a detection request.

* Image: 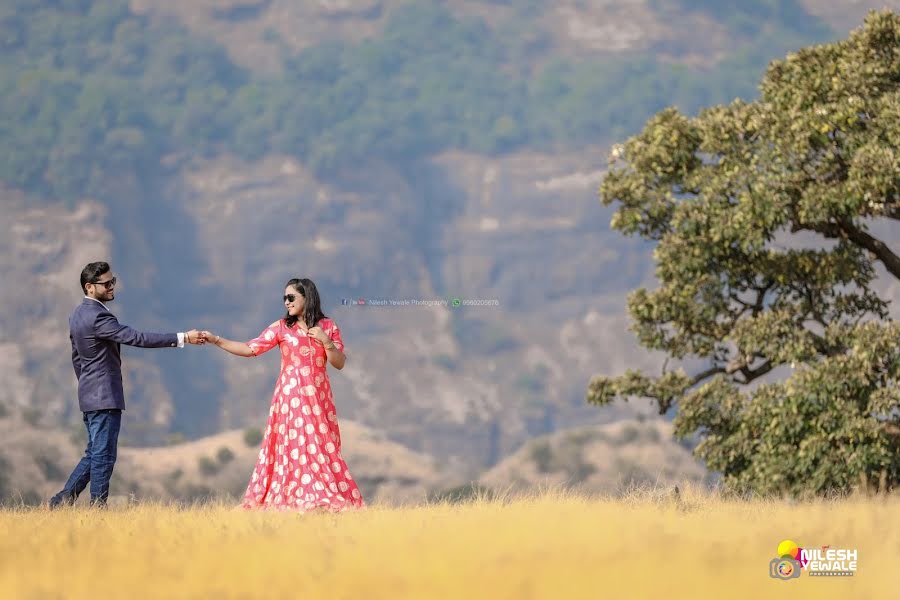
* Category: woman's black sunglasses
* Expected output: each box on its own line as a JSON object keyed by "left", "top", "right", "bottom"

{"left": 284, "top": 294, "right": 299, "bottom": 303}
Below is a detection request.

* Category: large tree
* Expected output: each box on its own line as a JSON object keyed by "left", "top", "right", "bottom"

{"left": 589, "top": 11, "right": 899, "bottom": 496}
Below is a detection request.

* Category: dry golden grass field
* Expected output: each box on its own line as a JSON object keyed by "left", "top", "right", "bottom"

{"left": 1, "top": 486, "right": 896, "bottom": 600}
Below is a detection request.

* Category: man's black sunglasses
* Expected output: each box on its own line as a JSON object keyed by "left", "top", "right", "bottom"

{"left": 91, "top": 277, "right": 117, "bottom": 290}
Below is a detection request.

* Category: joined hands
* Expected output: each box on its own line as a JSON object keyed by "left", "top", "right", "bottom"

{"left": 188, "top": 329, "right": 336, "bottom": 350}
{"left": 185, "top": 330, "right": 208, "bottom": 345}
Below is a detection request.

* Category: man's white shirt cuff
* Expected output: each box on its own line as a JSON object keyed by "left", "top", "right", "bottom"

{"left": 177, "top": 332, "right": 185, "bottom": 348}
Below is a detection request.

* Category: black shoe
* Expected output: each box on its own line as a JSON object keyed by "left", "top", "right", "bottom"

{"left": 48, "top": 490, "right": 76, "bottom": 510}
{"left": 89, "top": 498, "right": 108, "bottom": 509}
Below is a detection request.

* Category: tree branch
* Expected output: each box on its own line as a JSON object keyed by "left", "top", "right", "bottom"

{"left": 752, "top": 283, "right": 771, "bottom": 315}
{"left": 689, "top": 366, "right": 727, "bottom": 386}
{"left": 681, "top": 357, "right": 773, "bottom": 393}
{"left": 736, "top": 359, "right": 774, "bottom": 384}
{"left": 729, "top": 292, "right": 754, "bottom": 309}
{"left": 803, "top": 220, "right": 900, "bottom": 281}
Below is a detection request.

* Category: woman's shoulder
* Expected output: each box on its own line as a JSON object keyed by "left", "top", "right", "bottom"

{"left": 318, "top": 316, "right": 339, "bottom": 329}
{"left": 266, "top": 319, "right": 286, "bottom": 332}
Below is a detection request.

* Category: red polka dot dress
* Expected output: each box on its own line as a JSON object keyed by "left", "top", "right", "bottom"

{"left": 240, "top": 318, "right": 364, "bottom": 512}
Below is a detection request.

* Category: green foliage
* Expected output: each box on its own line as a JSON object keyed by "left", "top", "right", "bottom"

{"left": 527, "top": 433, "right": 598, "bottom": 484}
{"left": 1, "top": 0, "right": 837, "bottom": 202}
{"left": 617, "top": 425, "right": 640, "bottom": 446}
{"left": 591, "top": 12, "right": 900, "bottom": 496}
{"left": 34, "top": 449, "right": 65, "bottom": 481}
{"left": 274, "top": 3, "right": 523, "bottom": 172}
{"left": 180, "top": 483, "right": 215, "bottom": 503}
{"left": 21, "top": 407, "right": 42, "bottom": 427}
{"left": 1, "top": 0, "right": 243, "bottom": 200}
{"left": 688, "top": 324, "right": 899, "bottom": 495}
{"left": 565, "top": 428, "right": 607, "bottom": 445}
{"left": 216, "top": 446, "right": 235, "bottom": 465}
{"left": 162, "top": 468, "right": 183, "bottom": 496}
{"left": 197, "top": 455, "right": 220, "bottom": 477}
{"left": 653, "top": 0, "right": 830, "bottom": 37}
{"left": 243, "top": 427, "right": 263, "bottom": 447}
{"left": 529, "top": 440, "right": 553, "bottom": 473}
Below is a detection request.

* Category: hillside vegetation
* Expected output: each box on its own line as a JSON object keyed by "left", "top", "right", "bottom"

{"left": 4, "top": 0, "right": 835, "bottom": 200}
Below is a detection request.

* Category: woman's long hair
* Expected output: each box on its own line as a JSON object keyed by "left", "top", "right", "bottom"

{"left": 284, "top": 278, "right": 327, "bottom": 329}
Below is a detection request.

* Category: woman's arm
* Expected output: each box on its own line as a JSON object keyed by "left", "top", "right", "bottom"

{"left": 324, "top": 342, "right": 345, "bottom": 370}
{"left": 203, "top": 331, "right": 255, "bottom": 357}
{"left": 308, "top": 325, "right": 346, "bottom": 370}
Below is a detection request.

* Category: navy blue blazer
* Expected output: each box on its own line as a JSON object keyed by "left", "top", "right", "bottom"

{"left": 69, "top": 298, "right": 179, "bottom": 412}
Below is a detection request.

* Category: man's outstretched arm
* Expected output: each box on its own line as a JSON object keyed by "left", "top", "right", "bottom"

{"left": 94, "top": 311, "right": 204, "bottom": 348}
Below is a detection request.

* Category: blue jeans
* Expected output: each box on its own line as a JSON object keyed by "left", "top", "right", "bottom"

{"left": 61, "top": 409, "right": 122, "bottom": 505}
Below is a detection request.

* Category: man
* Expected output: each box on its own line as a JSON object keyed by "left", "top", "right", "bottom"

{"left": 48, "top": 261, "right": 205, "bottom": 509}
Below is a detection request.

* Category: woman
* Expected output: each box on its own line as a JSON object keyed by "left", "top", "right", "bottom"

{"left": 203, "top": 278, "right": 365, "bottom": 512}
